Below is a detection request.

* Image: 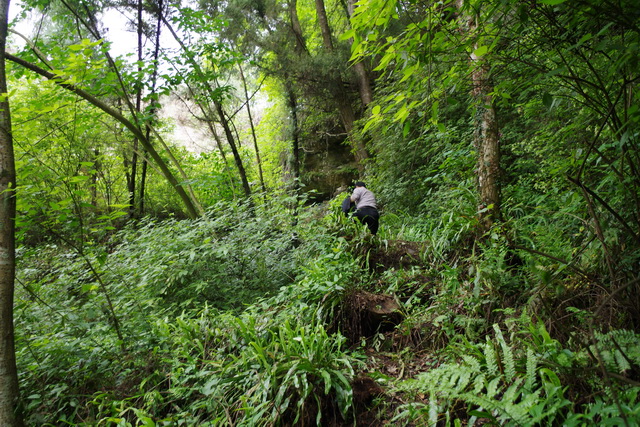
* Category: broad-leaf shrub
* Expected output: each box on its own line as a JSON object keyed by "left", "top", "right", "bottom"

{"left": 15, "top": 198, "right": 363, "bottom": 425}
{"left": 106, "top": 201, "right": 302, "bottom": 312}
{"left": 90, "top": 305, "right": 358, "bottom": 425}
{"left": 203, "top": 314, "right": 356, "bottom": 425}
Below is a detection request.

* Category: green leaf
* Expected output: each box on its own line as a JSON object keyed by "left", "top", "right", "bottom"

{"left": 538, "top": 0, "right": 567, "bottom": 4}
{"left": 340, "top": 29, "right": 356, "bottom": 41}
{"left": 69, "top": 175, "right": 90, "bottom": 183}
{"left": 473, "top": 45, "right": 489, "bottom": 57}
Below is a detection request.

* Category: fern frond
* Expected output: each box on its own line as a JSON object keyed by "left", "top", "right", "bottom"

{"left": 494, "top": 324, "right": 516, "bottom": 382}
{"left": 591, "top": 329, "right": 640, "bottom": 374}
{"left": 525, "top": 348, "right": 538, "bottom": 391}
{"left": 502, "top": 377, "right": 525, "bottom": 404}
{"left": 486, "top": 377, "right": 501, "bottom": 399}
{"left": 462, "top": 354, "right": 481, "bottom": 372}
{"left": 472, "top": 372, "right": 486, "bottom": 395}
{"left": 404, "top": 324, "right": 573, "bottom": 426}
{"left": 484, "top": 339, "right": 499, "bottom": 376}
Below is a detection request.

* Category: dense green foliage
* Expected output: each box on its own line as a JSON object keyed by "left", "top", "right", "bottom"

{"left": 5, "top": 0, "right": 640, "bottom": 425}
{"left": 14, "top": 197, "right": 640, "bottom": 425}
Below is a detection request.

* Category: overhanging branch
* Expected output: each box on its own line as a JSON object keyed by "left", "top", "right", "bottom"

{"left": 5, "top": 52, "right": 199, "bottom": 218}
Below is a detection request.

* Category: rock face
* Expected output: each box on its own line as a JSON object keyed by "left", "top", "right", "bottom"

{"left": 301, "top": 132, "right": 358, "bottom": 201}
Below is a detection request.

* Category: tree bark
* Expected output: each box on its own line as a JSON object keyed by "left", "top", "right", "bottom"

{"left": 140, "top": 0, "right": 164, "bottom": 216}
{"left": 314, "top": 0, "right": 333, "bottom": 50}
{"left": 459, "top": 1, "right": 501, "bottom": 228}
{"left": 313, "top": 0, "right": 368, "bottom": 164}
{"left": 239, "top": 64, "right": 267, "bottom": 195}
{"left": 286, "top": 87, "right": 301, "bottom": 183}
{"left": 346, "top": 0, "right": 373, "bottom": 107}
{"left": 127, "top": 0, "right": 144, "bottom": 219}
{"left": 0, "top": 0, "right": 22, "bottom": 423}
{"left": 285, "top": 85, "right": 301, "bottom": 223}
{"left": 213, "top": 99, "right": 252, "bottom": 196}
{"left": 288, "top": 0, "right": 307, "bottom": 55}
{"left": 473, "top": 90, "right": 501, "bottom": 228}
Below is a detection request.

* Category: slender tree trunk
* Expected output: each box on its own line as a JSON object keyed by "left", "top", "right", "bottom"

{"left": 286, "top": 88, "right": 301, "bottom": 183}
{"left": 214, "top": 100, "right": 251, "bottom": 196}
{"left": 285, "top": 85, "right": 301, "bottom": 223}
{"left": 91, "top": 148, "right": 99, "bottom": 207}
{"left": 314, "top": 0, "right": 333, "bottom": 50}
{"left": 459, "top": 0, "right": 501, "bottom": 228}
{"left": 0, "top": 0, "right": 22, "bottom": 424}
{"left": 180, "top": 78, "right": 236, "bottom": 197}
{"left": 206, "top": 120, "right": 238, "bottom": 199}
{"left": 139, "top": 154, "right": 147, "bottom": 214}
{"left": 239, "top": 64, "right": 267, "bottom": 195}
{"left": 161, "top": 13, "right": 251, "bottom": 198}
{"left": 314, "top": 0, "right": 367, "bottom": 164}
{"left": 139, "top": 0, "right": 164, "bottom": 216}
{"left": 287, "top": 0, "right": 304, "bottom": 189}
{"left": 346, "top": 0, "right": 373, "bottom": 107}
{"left": 128, "top": 0, "right": 144, "bottom": 219}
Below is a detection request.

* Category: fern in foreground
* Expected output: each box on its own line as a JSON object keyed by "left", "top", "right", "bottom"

{"left": 397, "top": 323, "right": 640, "bottom": 426}
{"left": 397, "top": 324, "right": 570, "bottom": 425}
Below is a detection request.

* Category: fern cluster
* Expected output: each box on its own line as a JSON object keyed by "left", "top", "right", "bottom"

{"left": 397, "top": 324, "right": 570, "bottom": 425}
{"left": 591, "top": 329, "right": 640, "bottom": 376}
{"left": 396, "top": 323, "right": 640, "bottom": 425}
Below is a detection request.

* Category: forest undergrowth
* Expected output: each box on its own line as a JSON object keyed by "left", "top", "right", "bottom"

{"left": 14, "top": 195, "right": 640, "bottom": 426}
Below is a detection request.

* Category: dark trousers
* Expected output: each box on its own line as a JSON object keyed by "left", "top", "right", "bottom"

{"left": 355, "top": 207, "right": 380, "bottom": 235}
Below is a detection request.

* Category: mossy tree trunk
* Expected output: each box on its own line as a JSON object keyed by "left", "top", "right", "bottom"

{"left": 0, "top": 0, "right": 22, "bottom": 424}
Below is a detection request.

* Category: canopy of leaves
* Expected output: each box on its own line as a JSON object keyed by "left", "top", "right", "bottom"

{"left": 6, "top": 0, "right": 640, "bottom": 424}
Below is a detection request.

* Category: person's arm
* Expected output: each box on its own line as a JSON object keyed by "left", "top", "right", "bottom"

{"left": 350, "top": 187, "right": 362, "bottom": 203}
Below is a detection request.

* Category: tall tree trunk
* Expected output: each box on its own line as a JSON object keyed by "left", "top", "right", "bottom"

{"left": 238, "top": 64, "right": 267, "bottom": 195}
{"left": 127, "top": 0, "right": 144, "bottom": 219}
{"left": 286, "top": 0, "right": 304, "bottom": 191}
{"left": 0, "top": 0, "right": 22, "bottom": 424}
{"left": 352, "top": 61, "right": 372, "bottom": 107}
{"left": 206, "top": 120, "right": 238, "bottom": 198}
{"left": 139, "top": 0, "right": 164, "bottom": 216}
{"left": 314, "top": 0, "right": 333, "bottom": 50}
{"left": 91, "top": 148, "right": 99, "bottom": 207}
{"left": 288, "top": 0, "right": 307, "bottom": 54}
{"left": 473, "top": 75, "right": 501, "bottom": 228}
{"left": 314, "top": 0, "right": 368, "bottom": 165}
{"left": 286, "top": 85, "right": 301, "bottom": 223}
{"left": 346, "top": 0, "right": 373, "bottom": 107}
{"left": 213, "top": 100, "right": 252, "bottom": 196}
{"left": 161, "top": 13, "right": 251, "bottom": 197}
{"left": 459, "top": 0, "right": 501, "bottom": 229}
{"left": 286, "top": 87, "right": 301, "bottom": 183}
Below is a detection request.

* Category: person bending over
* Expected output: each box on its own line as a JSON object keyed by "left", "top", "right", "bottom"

{"left": 350, "top": 182, "right": 380, "bottom": 235}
